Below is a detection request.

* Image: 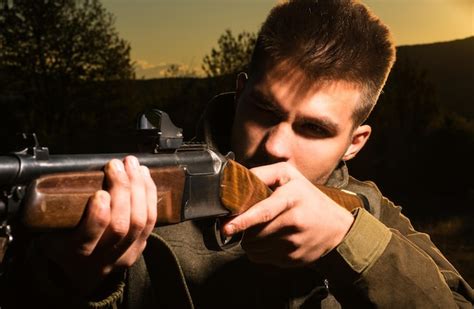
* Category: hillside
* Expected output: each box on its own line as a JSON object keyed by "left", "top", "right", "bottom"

{"left": 396, "top": 36, "right": 474, "bottom": 118}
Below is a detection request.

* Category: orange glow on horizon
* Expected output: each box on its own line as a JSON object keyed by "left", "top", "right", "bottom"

{"left": 102, "top": 0, "right": 473, "bottom": 78}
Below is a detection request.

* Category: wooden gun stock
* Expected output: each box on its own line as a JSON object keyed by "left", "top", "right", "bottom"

{"left": 22, "top": 160, "right": 364, "bottom": 230}
{"left": 220, "top": 160, "right": 365, "bottom": 214}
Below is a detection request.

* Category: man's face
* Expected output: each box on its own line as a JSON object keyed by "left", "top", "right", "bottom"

{"left": 231, "top": 67, "right": 371, "bottom": 185}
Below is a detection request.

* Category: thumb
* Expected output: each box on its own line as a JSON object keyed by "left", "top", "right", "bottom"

{"left": 250, "top": 162, "right": 302, "bottom": 189}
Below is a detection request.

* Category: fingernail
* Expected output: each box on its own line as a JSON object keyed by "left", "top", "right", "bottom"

{"left": 129, "top": 156, "right": 139, "bottom": 169}
{"left": 99, "top": 191, "right": 109, "bottom": 205}
{"left": 113, "top": 160, "right": 124, "bottom": 172}
{"left": 140, "top": 166, "right": 150, "bottom": 176}
{"left": 225, "top": 224, "right": 236, "bottom": 236}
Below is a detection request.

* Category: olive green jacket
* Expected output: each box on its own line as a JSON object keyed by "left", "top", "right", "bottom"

{"left": 2, "top": 93, "right": 473, "bottom": 308}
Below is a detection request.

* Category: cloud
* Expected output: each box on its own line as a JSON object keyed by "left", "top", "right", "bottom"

{"left": 135, "top": 59, "right": 158, "bottom": 70}
{"left": 134, "top": 60, "right": 202, "bottom": 79}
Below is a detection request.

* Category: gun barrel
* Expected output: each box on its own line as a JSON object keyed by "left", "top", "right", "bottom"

{"left": 0, "top": 156, "right": 20, "bottom": 185}
{"left": 0, "top": 150, "right": 217, "bottom": 185}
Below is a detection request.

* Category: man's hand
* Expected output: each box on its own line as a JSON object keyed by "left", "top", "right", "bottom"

{"left": 223, "top": 162, "right": 354, "bottom": 267}
{"left": 39, "top": 156, "right": 157, "bottom": 296}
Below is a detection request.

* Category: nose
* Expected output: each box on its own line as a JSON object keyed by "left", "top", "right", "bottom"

{"left": 264, "top": 122, "right": 293, "bottom": 162}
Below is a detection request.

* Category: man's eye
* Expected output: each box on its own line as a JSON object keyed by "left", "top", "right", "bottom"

{"left": 249, "top": 99, "right": 283, "bottom": 126}
{"left": 298, "top": 123, "right": 331, "bottom": 138}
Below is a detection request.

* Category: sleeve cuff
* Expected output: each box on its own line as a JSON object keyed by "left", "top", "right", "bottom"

{"left": 335, "top": 207, "right": 392, "bottom": 273}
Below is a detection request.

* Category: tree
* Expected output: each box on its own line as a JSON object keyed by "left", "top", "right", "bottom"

{"left": 164, "top": 64, "right": 197, "bottom": 78}
{"left": 202, "top": 29, "right": 256, "bottom": 77}
{"left": 0, "top": 0, "right": 134, "bottom": 143}
{"left": 0, "top": 0, "right": 134, "bottom": 82}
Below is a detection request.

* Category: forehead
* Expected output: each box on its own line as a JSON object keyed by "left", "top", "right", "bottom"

{"left": 248, "top": 65, "right": 363, "bottom": 121}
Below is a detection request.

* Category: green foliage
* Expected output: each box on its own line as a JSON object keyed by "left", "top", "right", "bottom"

{"left": 0, "top": 0, "right": 134, "bottom": 82}
{"left": 202, "top": 29, "right": 256, "bottom": 77}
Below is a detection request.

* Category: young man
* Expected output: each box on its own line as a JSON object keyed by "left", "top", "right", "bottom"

{"left": 2, "top": 0, "right": 472, "bottom": 308}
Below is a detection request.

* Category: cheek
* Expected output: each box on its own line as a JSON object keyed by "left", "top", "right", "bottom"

{"left": 293, "top": 139, "right": 348, "bottom": 182}
{"left": 242, "top": 120, "right": 266, "bottom": 148}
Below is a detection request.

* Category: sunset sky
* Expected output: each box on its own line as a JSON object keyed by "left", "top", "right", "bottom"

{"left": 102, "top": 0, "right": 473, "bottom": 78}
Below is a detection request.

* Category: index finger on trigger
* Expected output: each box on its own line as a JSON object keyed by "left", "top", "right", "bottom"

{"left": 222, "top": 191, "right": 290, "bottom": 237}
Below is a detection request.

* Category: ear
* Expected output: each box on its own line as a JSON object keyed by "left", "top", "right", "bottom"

{"left": 235, "top": 72, "right": 248, "bottom": 102}
{"left": 342, "top": 125, "right": 371, "bottom": 161}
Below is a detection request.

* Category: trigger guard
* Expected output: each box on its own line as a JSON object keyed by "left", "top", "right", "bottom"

{"left": 213, "top": 218, "right": 242, "bottom": 251}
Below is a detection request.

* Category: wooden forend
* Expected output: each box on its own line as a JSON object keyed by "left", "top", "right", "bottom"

{"left": 21, "top": 166, "right": 186, "bottom": 229}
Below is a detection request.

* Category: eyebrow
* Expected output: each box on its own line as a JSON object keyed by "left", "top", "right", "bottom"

{"left": 297, "top": 116, "right": 340, "bottom": 135}
{"left": 249, "top": 90, "right": 284, "bottom": 113}
{"left": 249, "top": 90, "right": 274, "bottom": 105}
{"left": 250, "top": 89, "right": 340, "bottom": 134}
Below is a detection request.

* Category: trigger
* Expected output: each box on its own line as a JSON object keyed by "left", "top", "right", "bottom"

{"left": 213, "top": 218, "right": 242, "bottom": 251}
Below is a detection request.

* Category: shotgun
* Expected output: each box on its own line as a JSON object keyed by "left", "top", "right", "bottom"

{"left": 0, "top": 110, "right": 367, "bottom": 266}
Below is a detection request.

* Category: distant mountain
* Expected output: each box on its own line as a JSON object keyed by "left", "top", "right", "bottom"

{"left": 395, "top": 36, "right": 474, "bottom": 119}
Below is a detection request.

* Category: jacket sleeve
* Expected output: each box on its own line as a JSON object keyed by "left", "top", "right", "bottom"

{"left": 316, "top": 200, "right": 473, "bottom": 308}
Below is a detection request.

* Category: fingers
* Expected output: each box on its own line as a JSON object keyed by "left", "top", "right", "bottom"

{"left": 223, "top": 162, "right": 305, "bottom": 237}
{"left": 124, "top": 156, "right": 148, "bottom": 243}
{"left": 71, "top": 190, "right": 111, "bottom": 256}
{"left": 99, "top": 162, "right": 156, "bottom": 269}
{"left": 39, "top": 156, "right": 157, "bottom": 294}
{"left": 98, "top": 158, "right": 132, "bottom": 249}
{"left": 105, "top": 156, "right": 156, "bottom": 250}
{"left": 139, "top": 165, "right": 158, "bottom": 240}
{"left": 249, "top": 162, "right": 302, "bottom": 188}
{"left": 223, "top": 186, "right": 293, "bottom": 237}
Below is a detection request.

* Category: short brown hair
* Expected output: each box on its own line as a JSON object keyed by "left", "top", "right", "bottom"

{"left": 249, "top": 0, "right": 396, "bottom": 126}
